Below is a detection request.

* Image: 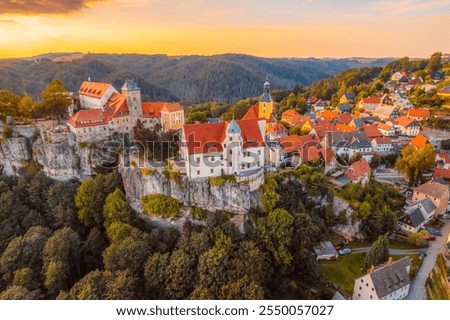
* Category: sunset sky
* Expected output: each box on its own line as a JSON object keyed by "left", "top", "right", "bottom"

{"left": 0, "top": 0, "right": 449, "bottom": 59}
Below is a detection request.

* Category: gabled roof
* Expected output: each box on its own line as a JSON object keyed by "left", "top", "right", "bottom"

{"left": 419, "top": 198, "right": 437, "bottom": 214}
{"left": 339, "top": 104, "right": 352, "bottom": 113}
{"left": 322, "top": 110, "right": 339, "bottom": 122}
{"left": 259, "top": 92, "right": 273, "bottom": 103}
{"left": 408, "top": 108, "right": 430, "bottom": 118}
{"left": 377, "top": 122, "right": 393, "bottom": 131}
{"left": 361, "top": 97, "right": 381, "bottom": 104}
{"left": 337, "top": 113, "right": 353, "bottom": 125}
{"left": 373, "top": 137, "right": 392, "bottom": 145}
{"left": 336, "top": 123, "right": 356, "bottom": 133}
{"left": 367, "top": 257, "right": 411, "bottom": 299}
{"left": 242, "top": 105, "right": 259, "bottom": 120}
{"left": 363, "top": 124, "right": 382, "bottom": 139}
{"left": 436, "top": 152, "right": 450, "bottom": 164}
{"left": 183, "top": 118, "right": 264, "bottom": 155}
{"left": 433, "top": 168, "right": 450, "bottom": 180}
{"left": 410, "top": 133, "right": 428, "bottom": 149}
{"left": 79, "top": 81, "right": 112, "bottom": 98}
{"left": 399, "top": 207, "right": 425, "bottom": 228}
{"left": 345, "top": 158, "right": 371, "bottom": 181}
{"left": 269, "top": 122, "right": 288, "bottom": 134}
{"left": 396, "top": 116, "right": 419, "bottom": 128}
{"left": 414, "top": 181, "right": 449, "bottom": 199}
{"left": 320, "top": 148, "right": 336, "bottom": 164}
{"left": 311, "top": 123, "right": 337, "bottom": 140}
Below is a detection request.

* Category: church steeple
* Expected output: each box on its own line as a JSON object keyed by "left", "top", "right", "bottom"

{"left": 264, "top": 76, "right": 270, "bottom": 94}
{"left": 258, "top": 77, "right": 273, "bottom": 121}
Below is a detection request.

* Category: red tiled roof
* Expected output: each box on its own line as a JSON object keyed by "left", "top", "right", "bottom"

{"left": 396, "top": 116, "right": 418, "bottom": 128}
{"left": 281, "top": 109, "right": 301, "bottom": 124}
{"left": 278, "top": 134, "right": 320, "bottom": 154}
{"left": 377, "top": 122, "right": 392, "bottom": 131}
{"left": 410, "top": 133, "right": 428, "bottom": 149}
{"left": 269, "top": 122, "right": 288, "bottom": 134}
{"left": 433, "top": 168, "right": 450, "bottom": 180}
{"left": 337, "top": 113, "right": 353, "bottom": 125}
{"left": 79, "top": 81, "right": 112, "bottom": 98}
{"left": 361, "top": 97, "right": 381, "bottom": 104}
{"left": 242, "top": 105, "right": 259, "bottom": 120}
{"left": 373, "top": 137, "right": 392, "bottom": 145}
{"left": 408, "top": 108, "right": 430, "bottom": 118}
{"left": 437, "top": 152, "right": 450, "bottom": 164}
{"left": 162, "top": 102, "right": 183, "bottom": 113}
{"left": 320, "top": 148, "right": 336, "bottom": 164}
{"left": 308, "top": 96, "right": 319, "bottom": 104}
{"left": 363, "top": 124, "right": 382, "bottom": 139}
{"left": 336, "top": 123, "right": 356, "bottom": 133}
{"left": 311, "top": 123, "right": 337, "bottom": 139}
{"left": 278, "top": 134, "right": 303, "bottom": 148}
{"left": 345, "top": 158, "right": 371, "bottom": 181}
{"left": 414, "top": 181, "right": 449, "bottom": 199}
{"left": 322, "top": 110, "right": 339, "bottom": 122}
{"left": 183, "top": 119, "right": 264, "bottom": 155}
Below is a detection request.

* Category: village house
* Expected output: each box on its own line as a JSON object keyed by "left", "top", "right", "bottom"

{"left": 395, "top": 116, "right": 420, "bottom": 136}
{"left": 313, "top": 99, "right": 326, "bottom": 112}
{"left": 437, "top": 87, "right": 450, "bottom": 98}
{"left": 409, "top": 133, "right": 429, "bottom": 150}
{"left": 180, "top": 118, "right": 265, "bottom": 179}
{"left": 363, "top": 124, "right": 382, "bottom": 140}
{"left": 377, "top": 122, "right": 395, "bottom": 136}
{"left": 407, "top": 108, "right": 431, "bottom": 120}
{"left": 433, "top": 168, "right": 450, "bottom": 185}
{"left": 397, "top": 198, "right": 436, "bottom": 233}
{"left": 371, "top": 105, "right": 401, "bottom": 120}
{"left": 267, "top": 122, "right": 288, "bottom": 141}
{"left": 67, "top": 80, "right": 184, "bottom": 141}
{"left": 436, "top": 152, "right": 450, "bottom": 169}
{"left": 340, "top": 92, "right": 356, "bottom": 104}
{"left": 412, "top": 181, "right": 450, "bottom": 215}
{"left": 371, "top": 137, "right": 393, "bottom": 153}
{"left": 352, "top": 257, "right": 411, "bottom": 300}
{"left": 314, "top": 241, "right": 338, "bottom": 261}
{"left": 325, "top": 131, "right": 373, "bottom": 162}
{"left": 358, "top": 97, "right": 381, "bottom": 112}
{"left": 344, "top": 158, "right": 371, "bottom": 185}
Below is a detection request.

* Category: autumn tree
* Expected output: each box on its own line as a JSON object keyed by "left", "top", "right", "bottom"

{"left": 427, "top": 52, "right": 442, "bottom": 74}
{"left": 40, "top": 80, "right": 71, "bottom": 123}
{"left": 395, "top": 144, "right": 436, "bottom": 185}
{"left": 186, "top": 111, "right": 207, "bottom": 124}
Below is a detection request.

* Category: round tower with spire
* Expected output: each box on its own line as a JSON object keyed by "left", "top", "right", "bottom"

{"left": 122, "top": 79, "right": 142, "bottom": 125}
{"left": 258, "top": 76, "right": 273, "bottom": 120}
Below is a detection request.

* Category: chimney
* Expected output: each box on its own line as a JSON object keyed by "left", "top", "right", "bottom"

{"left": 388, "top": 257, "right": 393, "bottom": 265}
{"left": 370, "top": 265, "right": 375, "bottom": 273}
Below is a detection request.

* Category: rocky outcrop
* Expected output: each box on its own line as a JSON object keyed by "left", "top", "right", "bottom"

{"left": 331, "top": 197, "right": 363, "bottom": 240}
{"left": 120, "top": 166, "right": 260, "bottom": 215}
{"left": 0, "top": 137, "right": 32, "bottom": 175}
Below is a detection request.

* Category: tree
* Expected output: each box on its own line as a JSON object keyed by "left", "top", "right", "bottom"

{"left": 75, "top": 178, "right": 104, "bottom": 228}
{"left": 43, "top": 227, "right": 82, "bottom": 297}
{"left": 164, "top": 249, "right": 197, "bottom": 299}
{"left": 18, "top": 93, "right": 34, "bottom": 119}
{"left": 141, "top": 194, "right": 180, "bottom": 218}
{"left": 144, "top": 252, "right": 170, "bottom": 299}
{"left": 427, "top": 52, "right": 442, "bottom": 74}
{"left": 441, "top": 139, "right": 450, "bottom": 151}
{"left": 0, "top": 90, "right": 21, "bottom": 117}
{"left": 103, "top": 188, "right": 132, "bottom": 228}
{"left": 220, "top": 276, "right": 264, "bottom": 300}
{"left": 69, "top": 270, "right": 106, "bottom": 300}
{"left": 40, "top": 80, "right": 71, "bottom": 123}
{"left": 395, "top": 144, "right": 436, "bottom": 185}
{"left": 257, "top": 208, "right": 294, "bottom": 266}
{"left": 362, "top": 234, "right": 389, "bottom": 272}
{"left": 186, "top": 111, "right": 207, "bottom": 124}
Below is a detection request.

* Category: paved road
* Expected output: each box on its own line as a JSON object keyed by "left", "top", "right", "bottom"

{"left": 351, "top": 247, "right": 423, "bottom": 255}
{"left": 407, "top": 221, "right": 450, "bottom": 300}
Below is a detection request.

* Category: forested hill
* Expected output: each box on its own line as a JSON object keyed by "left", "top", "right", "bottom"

{"left": 0, "top": 53, "right": 393, "bottom": 104}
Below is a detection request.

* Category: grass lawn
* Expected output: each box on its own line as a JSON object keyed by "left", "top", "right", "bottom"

{"left": 320, "top": 253, "right": 364, "bottom": 295}
{"left": 320, "top": 253, "right": 421, "bottom": 296}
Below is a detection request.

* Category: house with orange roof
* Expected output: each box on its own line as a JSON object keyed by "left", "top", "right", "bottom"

{"left": 320, "top": 148, "right": 338, "bottom": 173}
{"left": 358, "top": 97, "right": 381, "bottom": 111}
{"left": 68, "top": 80, "right": 184, "bottom": 141}
{"left": 363, "top": 124, "right": 382, "bottom": 139}
{"left": 268, "top": 122, "right": 288, "bottom": 141}
{"left": 310, "top": 123, "right": 337, "bottom": 141}
{"left": 337, "top": 113, "right": 353, "bottom": 125}
{"left": 344, "top": 158, "right": 371, "bottom": 185}
{"left": 433, "top": 168, "right": 450, "bottom": 185}
{"left": 437, "top": 87, "right": 450, "bottom": 98}
{"left": 321, "top": 110, "right": 339, "bottom": 122}
{"left": 371, "top": 137, "right": 393, "bottom": 153}
{"left": 395, "top": 116, "right": 420, "bottom": 136}
{"left": 377, "top": 122, "right": 395, "bottom": 136}
{"left": 410, "top": 134, "right": 429, "bottom": 149}
{"left": 407, "top": 108, "right": 431, "bottom": 120}
{"left": 281, "top": 109, "right": 302, "bottom": 125}
{"left": 180, "top": 118, "right": 265, "bottom": 180}
{"left": 335, "top": 123, "right": 357, "bottom": 133}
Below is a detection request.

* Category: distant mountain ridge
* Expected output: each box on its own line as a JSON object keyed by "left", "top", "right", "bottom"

{"left": 0, "top": 53, "right": 394, "bottom": 104}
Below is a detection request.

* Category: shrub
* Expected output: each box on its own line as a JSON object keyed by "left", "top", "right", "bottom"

{"left": 79, "top": 142, "right": 88, "bottom": 148}
{"left": 191, "top": 207, "right": 206, "bottom": 220}
{"left": 130, "top": 160, "right": 137, "bottom": 167}
{"left": 140, "top": 168, "right": 158, "bottom": 176}
{"left": 142, "top": 194, "right": 180, "bottom": 219}
{"left": 2, "top": 124, "right": 13, "bottom": 138}
{"left": 209, "top": 172, "right": 237, "bottom": 187}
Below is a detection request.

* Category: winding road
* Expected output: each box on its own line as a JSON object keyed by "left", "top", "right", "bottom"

{"left": 406, "top": 221, "right": 450, "bottom": 300}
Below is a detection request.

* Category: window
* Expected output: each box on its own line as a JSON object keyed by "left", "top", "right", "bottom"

{"left": 229, "top": 137, "right": 233, "bottom": 142}
{"left": 197, "top": 170, "right": 200, "bottom": 175}
{"left": 361, "top": 279, "right": 364, "bottom": 283}
{"left": 358, "top": 294, "right": 361, "bottom": 297}
{"left": 258, "top": 150, "right": 261, "bottom": 155}
{"left": 220, "top": 156, "right": 223, "bottom": 160}
{"left": 359, "top": 287, "right": 362, "bottom": 290}
{"left": 366, "top": 283, "right": 369, "bottom": 287}
{"left": 229, "top": 150, "right": 232, "bottom": 155}
{"left": 196, "top": 158, "right": 200, "bottom": 163}
{"left": 210, "top": 169, "right": 213, "bottom": 174}
{"left": 211, "top": 156, "right": 215, "bottom": 161}
{"left": 370, "top": 295, "right": 373, "bottom": 299}
{"left": 229, "top": 161, "right": 232, "bottom": 166}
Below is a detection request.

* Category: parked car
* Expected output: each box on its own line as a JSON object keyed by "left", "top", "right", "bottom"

{"left": 419, "top": 251, "right": 427, "bottom": 260}
{"left": 338, "top": 248, "right": 352, "bottom": 256}
{"left": 427, "top": 227, "right": 442, "bottom": 237}
{"left": 424, "top": 234, "right": 436, "bottom": 241}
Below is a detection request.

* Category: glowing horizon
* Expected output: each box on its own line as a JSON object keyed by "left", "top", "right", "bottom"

{"left": 0, "top": 0, "right": 449, "bottom": 59}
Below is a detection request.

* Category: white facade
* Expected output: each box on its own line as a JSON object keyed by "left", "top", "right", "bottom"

{"left": 400, "top": 124, "right": 420, "bottom": 136}
{"left": 79, "top": 85, "right": 117, "bottom": 110}
{"left": 371, "top": 139, "right": 393, "bottom": 153}
{"left": 353, "top": 275, "right": 410, "bottom": 300}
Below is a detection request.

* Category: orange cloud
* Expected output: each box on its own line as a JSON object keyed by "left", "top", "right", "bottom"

{"left": 0, "top": 0, "right": 105, "bottom": 15}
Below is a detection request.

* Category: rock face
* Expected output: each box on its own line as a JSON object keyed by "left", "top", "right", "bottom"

{"left": 120, "top": 166, "right": 260, "bottom": 215}
{"left": 0, "top": 137, "right": 32, "bottom": 175}
{"left": 331, "top": 197, "right": 363, "bottom": 240}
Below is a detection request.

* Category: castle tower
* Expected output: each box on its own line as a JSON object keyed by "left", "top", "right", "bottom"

{"left": 225, "top": 119, "right": 242, "bottom": 174}
{"left": 258, "top": 77, "right": 273, "bottom": 120}
{"left": 122, "top": 79, "right": 142, "bottom": 125}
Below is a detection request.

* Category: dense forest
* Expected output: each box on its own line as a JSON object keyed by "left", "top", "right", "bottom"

{"left": 0, "top": 53, "right": 393, "bottom": 104}
{"left": 0, "top": 161, "right": 404, "bottom": 300}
